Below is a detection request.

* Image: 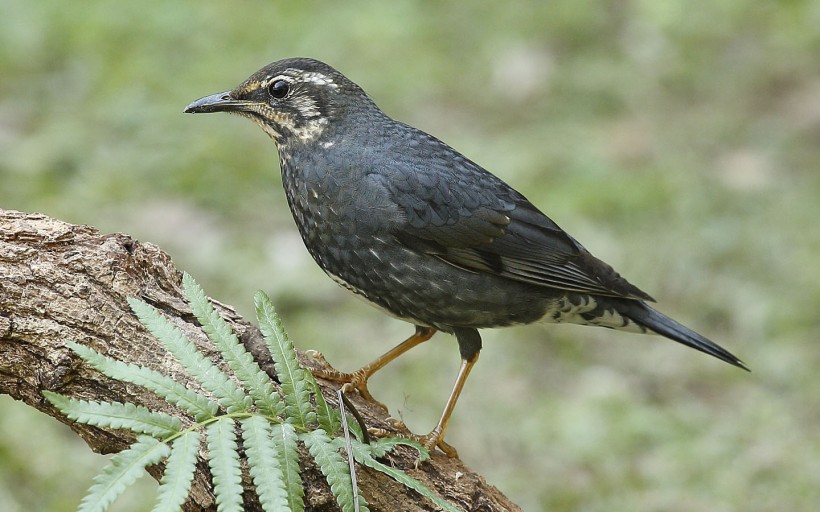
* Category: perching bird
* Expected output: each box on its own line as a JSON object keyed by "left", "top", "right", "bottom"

{"left": 185, "top": 58, "right": 747, "bottom": 456}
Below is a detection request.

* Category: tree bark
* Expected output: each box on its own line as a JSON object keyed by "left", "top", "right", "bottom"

{"left": 0, "top": 209, "right": 520, "bottom": 512}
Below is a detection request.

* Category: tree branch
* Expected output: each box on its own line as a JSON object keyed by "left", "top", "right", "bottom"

{"left": 0, "top": 209, "right": 520, "bottom": 512}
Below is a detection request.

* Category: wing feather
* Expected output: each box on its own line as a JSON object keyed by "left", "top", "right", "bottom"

{"left": 373, "top": 129, "right": 654, "bottom": 301}
{"left": 390, "top": 185, "right": 652, "bottom": 300}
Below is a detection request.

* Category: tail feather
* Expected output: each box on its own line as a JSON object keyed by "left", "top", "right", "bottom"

{"left": 625, "top": 302, "right": 749, "bottom": 371}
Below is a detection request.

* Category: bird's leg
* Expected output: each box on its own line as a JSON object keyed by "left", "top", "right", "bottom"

{"left": 417, "top": 350, "right": 479, "bottom": 458}
{"left": 381, "top": 327, "right": 481, "bottom": 458}
{"left": 308, "top": 326, "right": 436, "bottom": 410}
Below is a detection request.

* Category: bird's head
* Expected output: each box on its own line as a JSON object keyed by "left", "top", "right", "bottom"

{"left": 184, "top": 58, "right": 376, "bottom": 145}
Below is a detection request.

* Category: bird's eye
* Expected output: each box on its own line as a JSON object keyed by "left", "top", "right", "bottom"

{"left": 268, "top": 80, "right": 290, "bottom": 99}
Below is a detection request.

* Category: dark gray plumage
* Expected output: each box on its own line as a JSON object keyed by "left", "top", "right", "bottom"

{"left": 185, "top": 58, "right": 746, "bottom": 456}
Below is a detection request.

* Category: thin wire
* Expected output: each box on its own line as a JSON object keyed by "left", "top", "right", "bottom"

{"left": 338, "top": 389, "right": 360, "bottom": 512}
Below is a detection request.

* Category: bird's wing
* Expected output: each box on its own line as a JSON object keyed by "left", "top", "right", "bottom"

{"left": 376, "top": 161, "right": 654, "bottom": 301}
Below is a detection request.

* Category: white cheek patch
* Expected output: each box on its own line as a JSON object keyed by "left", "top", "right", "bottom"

{"left": 293, "top": 96, "right": 322, "bottom": 118}
{"left": 293, "top": 118, "right": 329, "bottom": 142}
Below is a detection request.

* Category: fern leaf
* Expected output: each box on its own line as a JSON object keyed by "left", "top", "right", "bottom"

{"left": 351, "top": 443, "right": 459, "bottom": 512}
{"left": 43, "top": 392, "right": 180, "bottom": 438}
{"left": 183, "top": 273, "right": 284, "bottom": 418}
{"left": 271, "top": 422, "right": 304, "bottom": 512}
{"left": 128, "top": 297, "right": 250, "bottom": 413}
{"left": 254, "top": 292, "right": 314, "bottom": 427}
{"left": 367, "top": 436, "right": 429, "bottom": 461}
{"left": 78, "top": 435, "right": 170, "bottom": 512}
{"left": 206, "top": 418, "right": 243, "bottom": 512}
{"left": 240, "top": 416, "right": 290, "bottom": 511}
{"left": 68, "top": 342, "right": 218, "bottom": 422}
{"left": 312, "top": 380, "right": 340, "bottom": 435}
{"left": 152, "top": 430, "right": 200, "bottom": 512}
{"left": 302, "top": 429, "right": 368, "bottom": 512}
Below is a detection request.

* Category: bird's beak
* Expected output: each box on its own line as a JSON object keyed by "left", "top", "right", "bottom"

{"left": 184, "top": 91, "right": 255, "bottom": 114}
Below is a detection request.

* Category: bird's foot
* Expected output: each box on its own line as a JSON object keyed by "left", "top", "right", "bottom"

{"left": 305, "top": 350, "right": 388, "bottom": 412}
{"left": 416, "top": 431, "right": 459, "bottom": 458}
{"left": 369, "top": 419, "right": 459, "bottom": 458}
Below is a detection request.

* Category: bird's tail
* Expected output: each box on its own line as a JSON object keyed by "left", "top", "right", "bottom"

{"left": 623, "top": 302, "right": 749, "bottom": 371}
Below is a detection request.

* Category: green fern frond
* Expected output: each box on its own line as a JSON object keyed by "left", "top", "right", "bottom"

{"left": 67, "top": 342, "right": 218, "bottom": 421}
{"left": 43, "top": 392, "right": 180, "bottom": 438}
{"left": 350, "top": 442, "right": 460, "bottom": 512}
{"left": 302, "top": 429, "right": 369, "bottom": 512}
{"left": 312, "top": 380, "right": 341, "bottom": 435}
{"left": 205, "top": 417, "right": 243, "bottom": 512}
{"left": 367, "top": 436, "right": 429, "bottom": 461}
{"left": 78, "top": 435, "right": 170, "bottom": 512}
{"left": 50, "top": 277, "right": 459, "bottom": 512}
{"left": 128, "top": 297, "right": 251, "bottom": 413}
{"left": 254, "top": 291, "right": 314, "bottom": 427}
{"left": 271, "top": 422, "right": 304, "bottom": 512}
{"left": 240, "top": 416, "right": 290, "bottom": 511}
{"left": 152, "top": 430, "right": 200, "bottom": 512}
{"left": 183, "top": 273, "right": 284, "bottom": 418}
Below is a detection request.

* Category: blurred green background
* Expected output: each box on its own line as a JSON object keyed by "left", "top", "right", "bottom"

{"left": 1, "top": 0, "right": 818, "bottom": 510}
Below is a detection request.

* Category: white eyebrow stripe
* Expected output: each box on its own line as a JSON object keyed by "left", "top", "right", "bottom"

{"left": 300, "top": 71, "right": 338, "bottom": 88}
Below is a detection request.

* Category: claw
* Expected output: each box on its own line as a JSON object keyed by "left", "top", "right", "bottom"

{"left": 419, "top": 431, "right": 459, "bottom": 458}
{"left": 305, "top": 349, "right": 338, "bottom": 373}
{"left": 305, "top": 327, "right": 437, "bottom": 413}
{"left": 309, "top": 361, "right": 388, "bottom": 412}
{"left": 308, "top": 327, "right": 470, "bottom": 459}
{"left": 367, "top": 424, "right": 460, "bottom": 458}
{"left": 384, "top": 417, "right": 406, "bottom": 430}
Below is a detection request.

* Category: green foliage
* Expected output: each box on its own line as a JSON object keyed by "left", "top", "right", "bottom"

{"left": 183, "top": 273, "right": 284, "bottom": 419}
{"left": 41, "top": 393, "right": 180, "bottom": 438}
{"left": 128, "top": 296, "right": 251, "bottom": 414}
{"left": 67, "top": 342, "right": 218, "bottom": 422}
{"left": 78, "top": 436, "right": 170, "bottom": 512}
{"left": 44, "top": 273, "right": 452, "bottom": 512}
{"left": 271, "top": 422, "right": 304, "bottom": 512}
{"left": 255, "top": 292, "right": 315, "bottom": 428}
{"left": 240, "top": 417, "right": 289, "bottom": 511}
{"left": 206, "top": 418, "right": 243, "bottom": 512}
{"left": 303, "top": 429, "right": 366, "bottom": 512}
{"left": 349, "top": 442, "right": 446, "bottom": 510}
{"left": 153, "top": 431, "right": 200, "bottom": 512}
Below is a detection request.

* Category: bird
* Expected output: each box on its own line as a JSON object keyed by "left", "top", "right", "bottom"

{"left": 184, "top": 57, "right": 747, "bottom": 457}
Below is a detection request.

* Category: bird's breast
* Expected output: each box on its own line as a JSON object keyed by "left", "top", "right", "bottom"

{"left": 279, "top": 154, "right": 396, "bottom": 269}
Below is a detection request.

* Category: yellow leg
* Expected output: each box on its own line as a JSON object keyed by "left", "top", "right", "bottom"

{"left": 417, "top": 351, "right": 479, "bottom": 458}
{"left": 309, "top": 326, "right": 436, "bottom": 408}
